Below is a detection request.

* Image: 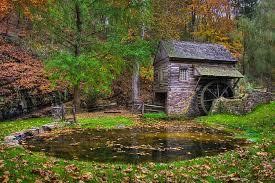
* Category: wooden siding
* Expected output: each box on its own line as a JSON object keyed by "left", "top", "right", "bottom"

{"left": 154, "top": 58, "right": 169, "bottom": 92}
{"left": 153, "top": 44, "right": 169, "bottom": 93}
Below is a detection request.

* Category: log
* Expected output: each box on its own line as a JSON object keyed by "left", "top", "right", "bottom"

{"left": 104, "top": 111, "right": 122, "bottom": 114}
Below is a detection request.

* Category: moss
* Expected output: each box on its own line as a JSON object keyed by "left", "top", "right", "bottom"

{"left": 195, "top": 66, "right": 243, "bottom": 78}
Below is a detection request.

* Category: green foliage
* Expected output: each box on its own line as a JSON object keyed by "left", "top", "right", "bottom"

{"left": 105, "top": 37, "right": 154, "bottom": 68}
{"left": 29, "top": 0, "right": 154, "bottom": 102}
{"left": 238, "top": 0, "right": 274, "bottom": 85}
{"left": 46, "top": 50, "right": 124, "bottom": 94}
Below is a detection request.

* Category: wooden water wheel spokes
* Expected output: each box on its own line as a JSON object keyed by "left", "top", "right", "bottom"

{"left": 198, "top": 80, "right": 233, "bottom": 114}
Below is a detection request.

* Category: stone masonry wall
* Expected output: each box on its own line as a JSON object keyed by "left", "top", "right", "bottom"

{"left": 211, "top": 91, "right": 272, "bottom": 115}
{"left": 166, "top": 63, "right": 201, "bottom": 117}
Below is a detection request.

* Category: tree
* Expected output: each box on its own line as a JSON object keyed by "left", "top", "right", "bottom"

{"left": 238, "top": 0, "right": 274, "bottom": 89}
{"left": 127, "top": 0, "right": 152, "bottom": 104}
{"left": 152, "top": 0, "right": 243, "bottom": 57}
{"left": 0, "top": 0, "right": 47, "bottom": 35}
{"left": 231, "top": 0, "right": 259, "bottom": 18}
{"left": 29, "top": 0, "right": 129, "bottom": 110}
{"left": 152, "top": 0, "right": 187, "bottom": 40}
{"left": 109, "top": 0, "right": 152, "bottom": 104}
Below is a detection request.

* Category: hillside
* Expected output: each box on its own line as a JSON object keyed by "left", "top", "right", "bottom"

{"left": 0, "top": 34, "right": 65, "bottom": 120}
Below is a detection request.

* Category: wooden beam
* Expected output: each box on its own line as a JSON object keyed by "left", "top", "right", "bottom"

{"left": 233, "top": 78, "right": 240, "bottom": 89}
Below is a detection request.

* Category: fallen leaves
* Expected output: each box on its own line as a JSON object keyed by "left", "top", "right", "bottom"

{"left": 256, "top": 152, "right": 268, "bottom": 157}
{"left": 0, "top": 171, "right": 10, "bottom": 183}
{"left": 79, "top": 172, "right": 93, "bottom": 181}
{"left": 65, "top": 164, "right": 79, "bottom": 174}
{"left": 31, "top": 168, "right": 58, "bottom": 182}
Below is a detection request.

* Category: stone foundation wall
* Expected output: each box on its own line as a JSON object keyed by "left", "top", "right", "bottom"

{"left": 211, "top": 91, "right": 272, "bottom": 115}
{"left": 166, "top": 90, "right": 200, "bottom": 117}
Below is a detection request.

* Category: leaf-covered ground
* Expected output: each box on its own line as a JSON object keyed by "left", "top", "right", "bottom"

{"left": 0, "top": 102, "right": 274, "bottom": 182}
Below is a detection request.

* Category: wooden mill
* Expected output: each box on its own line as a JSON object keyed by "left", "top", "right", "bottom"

{"left": 153, "top": 41, "right": 244, "bottom": 116}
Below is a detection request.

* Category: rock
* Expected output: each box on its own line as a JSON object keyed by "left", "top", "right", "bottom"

{"left": 4, "top": 135, "right": 19, "bottom": 146}
{"left": 3, "top": 122, "right": 66, "bottom": 146}
{"left": 117, "top": 124, "right": 126, "bottom": 129}
{"left": 25, "top": 128, "right": 40, "bottom": 136}
{"left": 42, "top": 124, "right": 58, "bottom": 131}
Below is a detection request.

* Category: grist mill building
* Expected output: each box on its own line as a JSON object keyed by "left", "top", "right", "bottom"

{"left": 153, "top": 41, "right": 243, "bottom": 116}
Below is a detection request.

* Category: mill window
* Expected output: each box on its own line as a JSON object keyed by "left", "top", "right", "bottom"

{"left": 159, "top": 69, "right": 164, "bottom": 81}
{"left": 179, "top": 68, "right": 188, "bottom": 81}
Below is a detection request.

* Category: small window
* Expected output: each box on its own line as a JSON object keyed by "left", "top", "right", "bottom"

{"left": 179, "top": 68, "right": 188, "bottom": 81}
{"left": 159, "top": 69, "right": 164, "bottom": 81}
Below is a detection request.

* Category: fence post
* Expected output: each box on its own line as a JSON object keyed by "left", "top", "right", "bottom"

{"left": 61, "top": 104, "right": 65, "bottom": 121}
{"left": 72, "top": 105, "right": 77, "bottom": 123}
{"left": 141, "top": 102, "right": 145, "bottom": 115}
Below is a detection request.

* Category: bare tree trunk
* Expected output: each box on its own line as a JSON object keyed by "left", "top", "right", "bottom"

{"left": 242, "top": 32, "right": 246, "bottom": 75}
{"left": 132, "top": 60, "right": 140, "bottom": 103}
{"left": 131, "top": 0, "right": 148, "bottom": 106}
{"left": 73, "top": 1, "right": 82, "bottom": 112}
{"left": 73, "top": 84, "right": 81, "bottom": 111}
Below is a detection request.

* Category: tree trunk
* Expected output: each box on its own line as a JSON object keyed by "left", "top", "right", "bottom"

{"left": 73, "top": 1, "right": 82, "bottom": 112}
{"left": 73, "top": 84, "right": 81, "bottom": 112}
{"left": 132, "top": 60, "right": 140, "bottom": 103}
{"left": 242, "top": 32, "right": 246, "bottom": 75}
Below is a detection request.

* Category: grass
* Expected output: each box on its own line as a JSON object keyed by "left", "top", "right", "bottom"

{"left": 78, "top": 116, "right": 134, "bottom": 129}
{"left": 142, "top": 112, "right": 168, "bottom": 119}
{"left": 197, "top": 102, "right": 275, "bottom": 142}
{"left": 0, "top": 117, "right": 51, "bottom": 140}
{"left": 0, "top": 103, "right": 274, "bottom": 182}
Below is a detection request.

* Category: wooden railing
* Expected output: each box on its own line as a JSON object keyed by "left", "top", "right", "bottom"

{"left": 132, "top": 101, "right": 165, "bottom": 114}
{"left": 52, "top": 104, "right": 76, "bottom": 123}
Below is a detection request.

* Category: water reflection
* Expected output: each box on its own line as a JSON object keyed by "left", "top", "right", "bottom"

{"left": 23, "top": 124, "right": 246, "bottom": 163}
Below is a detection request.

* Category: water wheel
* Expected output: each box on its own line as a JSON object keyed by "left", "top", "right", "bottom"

{"left": 197, "top": 80, "right": 233, "bottom": 114}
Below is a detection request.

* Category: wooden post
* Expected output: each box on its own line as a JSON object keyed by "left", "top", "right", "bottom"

{"left": 141, "top": 102, "right": 145, "bottom": 115}
{"left": 73, "top": 105, "right": 77, "bottom": 123}
{"left": 61, "top": 104, "right": 65, "bottom": 121}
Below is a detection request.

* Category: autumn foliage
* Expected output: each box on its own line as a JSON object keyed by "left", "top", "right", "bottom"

{"left": 0, "top": 0, "right": 47, "bottom": 18}
{"left": 153, "top": 0, "right": 243, "bottom": 57}
{"left": 0, "top": 35, "right": 60, "bottom": 107}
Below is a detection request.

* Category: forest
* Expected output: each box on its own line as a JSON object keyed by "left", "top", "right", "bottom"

{"left": 0, "top": 0, "right": 274, "bottom": 182}
{"left": 0, "top": 0, "right": 274, "bottom": 109}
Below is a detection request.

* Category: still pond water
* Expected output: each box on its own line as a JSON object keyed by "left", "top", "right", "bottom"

{"left": 23, "top": 123, "right": 246, "bottom": 163}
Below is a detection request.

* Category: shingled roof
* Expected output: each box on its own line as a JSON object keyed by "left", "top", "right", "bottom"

{"left": 161, "top": 41, "right": 237, "bottom": 62}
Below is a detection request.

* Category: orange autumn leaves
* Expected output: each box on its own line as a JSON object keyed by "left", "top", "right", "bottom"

{"left": 0, "top": 0, "right": 47, "bottom": 18}
{"left": 153, "top": 0, "right": 242, "bottom": 58}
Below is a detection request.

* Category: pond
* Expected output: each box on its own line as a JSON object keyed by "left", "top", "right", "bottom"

{"left": 23, "top": 122, "right": 246, "bottom": 163}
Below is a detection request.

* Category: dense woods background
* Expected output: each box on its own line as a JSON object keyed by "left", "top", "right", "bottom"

{"left": 0, "top": 0, "right": 274, "bottom": 111}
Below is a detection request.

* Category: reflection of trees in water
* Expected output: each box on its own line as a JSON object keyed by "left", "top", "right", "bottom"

{"left": 25, "top": 126, "right": 238, "bottom": 163}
